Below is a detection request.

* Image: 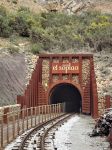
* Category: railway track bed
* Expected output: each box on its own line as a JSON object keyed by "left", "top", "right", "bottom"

{"left": 5, "top": 114, "right": 110, "bottom": 150}
{"left": 5, "top": 113, "right": 74, "bottom": 150}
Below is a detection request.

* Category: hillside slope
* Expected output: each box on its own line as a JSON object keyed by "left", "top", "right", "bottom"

{"left": 0, "top": 0, "right": 111, "bottom": 106}
{"left": 0, "top": 53, "right": 26, "bottom": 106}
{"left": 0, "top": 0, "right": 46, "bottom": 13}
{"left": 0, "top": 0, "right": 112, "bottom": 14}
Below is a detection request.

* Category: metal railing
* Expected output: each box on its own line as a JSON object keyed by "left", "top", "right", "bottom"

{"left": 0, "top": 103, "right": 65, "bottom": 149}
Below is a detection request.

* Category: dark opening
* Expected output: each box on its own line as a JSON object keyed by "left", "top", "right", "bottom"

{"left": 50, "top": 83, "right": 82, "bottom": 113}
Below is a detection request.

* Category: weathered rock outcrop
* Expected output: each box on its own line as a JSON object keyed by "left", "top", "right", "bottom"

{"left": 94, "top": 53, "right": 112, "bottom": 98}
{"left": 0, "top": 53, "right": 26, "bottom": 106}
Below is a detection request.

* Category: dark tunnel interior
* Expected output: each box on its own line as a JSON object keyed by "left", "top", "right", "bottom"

{"left": 50, "top": 83, "right": 82, "bottom": 113}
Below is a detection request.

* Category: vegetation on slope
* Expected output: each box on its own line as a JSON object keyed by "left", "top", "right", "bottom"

{"left": 0, "top": 5, "right": 112, "bottom": 54}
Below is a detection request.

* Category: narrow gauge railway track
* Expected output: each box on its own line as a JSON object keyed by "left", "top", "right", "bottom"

{"left": 40, "top": 114, "right": 74, "bottom": 150}
{"left": 12, "top": 113, "right": 74, "bottom": 150}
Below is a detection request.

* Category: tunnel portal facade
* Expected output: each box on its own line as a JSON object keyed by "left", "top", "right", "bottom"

{"left": 17, "top": 54, "right": 99, "bottom": 118}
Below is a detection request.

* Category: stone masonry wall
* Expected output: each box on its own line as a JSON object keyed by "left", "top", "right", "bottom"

{"left": 42, "top": 59, "right": 50, "bottom": 91}
{"left": 82, "top": 59, "right": 90, "bottom": 87}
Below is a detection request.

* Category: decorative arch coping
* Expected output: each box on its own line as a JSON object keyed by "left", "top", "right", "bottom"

{"left": 47, "top": 80, "right": 83, "bottom": 104}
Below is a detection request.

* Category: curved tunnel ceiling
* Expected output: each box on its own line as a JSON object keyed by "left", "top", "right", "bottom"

{"left": 49, "top": 83, "right": 82, "bottom": 113}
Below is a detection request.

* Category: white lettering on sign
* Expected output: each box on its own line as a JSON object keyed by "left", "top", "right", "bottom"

{"left": 53, "top": 65, "right": 58, "bottom": 71}
{"left": 52, "top": 63, "right": 79, "bottom": 74}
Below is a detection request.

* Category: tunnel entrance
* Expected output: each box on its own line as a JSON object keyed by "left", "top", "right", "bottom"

{"left": 49, "top": 83, "right": 82, "bottom": 113}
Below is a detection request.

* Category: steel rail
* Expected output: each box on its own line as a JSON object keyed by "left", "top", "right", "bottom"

{"left": 40, "top": 113, "right": 74, "bottom": 150}
{"left": 19, "top": 113, "right": 67, "bottom": 150}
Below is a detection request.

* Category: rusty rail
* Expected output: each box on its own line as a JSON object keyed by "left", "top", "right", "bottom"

{"left": 19, "top": 113, "right": 68, "bottom": 150}
{"left": 40, "top": 113, "right": 74, "bottom": 150}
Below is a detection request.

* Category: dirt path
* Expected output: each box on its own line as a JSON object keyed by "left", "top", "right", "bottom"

{"left": 70, "top": 115, "right": 110, "bottom": 150}
{"left": 54, "top": 114, "right": 110, "bottom": 150}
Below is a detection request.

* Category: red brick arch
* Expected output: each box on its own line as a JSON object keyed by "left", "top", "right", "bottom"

{"left": 47, "top": 80, "right": 83, "bottom": 104}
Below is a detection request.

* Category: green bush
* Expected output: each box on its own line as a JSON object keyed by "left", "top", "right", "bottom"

{"left": 18, "top": 6, "right": 30, "bottom": 13}
{"left": 0, "top": 6, "right": 12, "bottom": 37}
{"left": 31, "top": 43, "right": 43, "bottom": 54}
{"left": 0, "top": 16, "right": 12, "bottom": 37}
{"left": 0, "top": 7, "right": 111, "bottom": 53}
{"left": 31, "top": 11, "right": 112, "bottom": 52}
{"left": 0, "top": 5, "right": 7, "bottom": 16}
{"left": 9, "top": 11, "right": 31, "bottom": 37}
{"left": 30, "top": 27, "right": 44, "bottom": 42}
{"left": 84, "top": 13, "right": 112, "bottom": 51}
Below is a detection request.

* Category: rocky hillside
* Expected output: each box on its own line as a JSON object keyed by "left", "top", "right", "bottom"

{"left": 0, "top": 0, "right": 46, "bottom": 13}
{"left": 0, "top": 47, "right": 38, "bottom": 106}
{"left": 0, "top": 0, "right": 112, "bottom": 14}
{"left": 94, "top": 53, "right": 112, "bottom": 99}
{"left": 0, "top": 53, "right": 26, "bottom": 105}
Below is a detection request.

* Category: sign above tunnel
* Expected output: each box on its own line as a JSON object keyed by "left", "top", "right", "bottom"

{"left": 52, "top": 62, "right": 79, "bottom": 74}
{"left": 17, "top": 54, "right": 99, "bottom": 118}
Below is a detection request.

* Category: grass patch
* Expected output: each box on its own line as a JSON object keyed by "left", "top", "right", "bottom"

{"left": 31, "top": 43, "right": 43, "bottom": 54}
{"left": 8, "top": 45, "right": 19, "bottom": 54}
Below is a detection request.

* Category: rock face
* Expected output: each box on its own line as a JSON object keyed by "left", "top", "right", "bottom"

{"left": 45, "top": 0, "right": 94, "bottom": 14}
{"left": 0, "top": 36, "right": 39, "bottom": 106}
{"left": 45, "top": 0, "right": 112, "bottom": 14}
{"left": 94, "top": 53, "right": 112, "bottom": 99}
{"left": 0, "top": 53, "right": 26, "bottom": 106}
{"left": 94, "top": 53, "right": 112, "bottom": 115}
